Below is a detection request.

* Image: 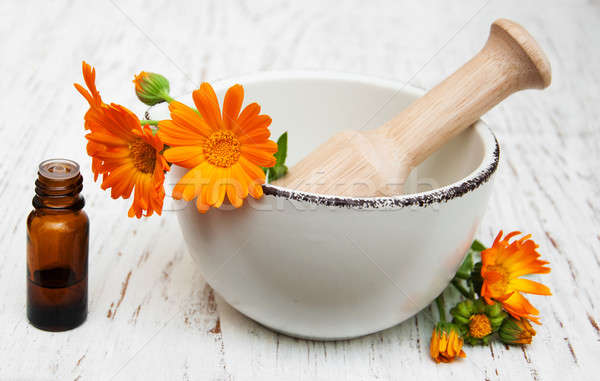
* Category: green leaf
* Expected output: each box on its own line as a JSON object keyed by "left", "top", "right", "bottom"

{"left": 266, "top": 132, "right": 289, "bottom": 182}
{"left": 274, "top": 132, "right": 287, "bottom": 164}
{"left": 269, "top": 164, "right": 288, "bottom": 181}
{"left": 471, "top": 239, "right": 487, "bottom": 252}
{"left": 455, "top": 252, "right": 473, "bottom": 280}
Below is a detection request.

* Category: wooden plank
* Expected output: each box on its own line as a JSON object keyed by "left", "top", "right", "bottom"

{"left": 0, "top": 0, "right": 598, "bottom": 379}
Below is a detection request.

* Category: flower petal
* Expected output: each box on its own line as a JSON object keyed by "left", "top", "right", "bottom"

{"left": 510, "top": 278, "right": 552, "bottom": 295}
{"left": 230, "top": 163, "right": 249, "bottom": 199}
{"left": 223, "top": 84, "right": 244, "bottom": 130}
{"left": 238, "top": 156, "right": 266, "bottom": 183}
{"left": 174, "top": 165, "right": 204, "bottom": 202}
{"left": 192, "top": 83, "right": 223, "bottom": 130}
{"left": 237, "top": 102, "right": 260, "bottom": 125}
{"left": 74, "top": 61, "right": 103, "bottom": 108}
{"left": 157, "top": 120, "right": 206, "bottom": 146}
{"left": 238, "top": 128, "right": 271, "bottom": 144}
{"left": 163, "top": 146, "right": 204, "bottom": 165}
{"left": 168, "top": 100, "right": 213, "bottom": 137}
{"left": 502, "top": 292, "right": 541, "bottom": 323}
{"left": 241, "top": 145, "right": 277, "bottom": 167}
{"left": 86, "top": 131, "right": 129, "bottom": 146}
{"left": 239, "top": 114, "right": 272, "bottom": 135}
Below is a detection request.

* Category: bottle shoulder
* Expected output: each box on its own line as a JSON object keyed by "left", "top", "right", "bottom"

{"left": 27, "top": 209, "right": 89, "bottom": 233}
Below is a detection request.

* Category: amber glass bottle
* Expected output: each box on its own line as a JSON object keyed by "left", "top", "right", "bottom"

{"left": 27, "top": 159, "right": 89, "bottom": 331}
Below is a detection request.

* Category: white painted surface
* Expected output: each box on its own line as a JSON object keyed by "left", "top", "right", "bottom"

{"left": 0, "top": 0, "right": 598, "bottom": 380}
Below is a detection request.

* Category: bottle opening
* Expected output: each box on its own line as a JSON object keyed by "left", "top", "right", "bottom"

{"left": 38, "top": 159, "right": 80, "bottom": 180}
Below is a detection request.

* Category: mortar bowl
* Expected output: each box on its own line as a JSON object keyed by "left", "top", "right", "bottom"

{"left": 156, "top": 72, "right": 499, "bottom": 340}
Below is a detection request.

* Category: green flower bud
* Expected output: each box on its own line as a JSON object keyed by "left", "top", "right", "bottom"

{"left": 133, "top": 71, "right": 171, "bottom": 106}
{"left": 451, "top": 299, "right": 507, "bottom": 345}
{"left": 499, "top": 317, "right": 536, "bottom": 345}
{"left": 451, "top": 299, "right": 474, "bottom": 325}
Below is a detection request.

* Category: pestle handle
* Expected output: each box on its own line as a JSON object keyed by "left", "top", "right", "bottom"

{"left": 384, "top": 18, "right": 551, "bottom": 167}
{"left": 273, "top": 19, "right": 551, "bottom": 197}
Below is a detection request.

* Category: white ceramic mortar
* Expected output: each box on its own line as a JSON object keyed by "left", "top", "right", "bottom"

{"left": 152, "top": 72, "right": 498, "bottom": 340}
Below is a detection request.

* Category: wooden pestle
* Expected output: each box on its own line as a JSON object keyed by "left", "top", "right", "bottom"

{"left": 272, "top": 19, "right": 551, "bottom": 196}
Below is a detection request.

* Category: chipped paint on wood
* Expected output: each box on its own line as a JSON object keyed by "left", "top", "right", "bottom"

{"left": 107, "top": 270, "right": 132, "bottom": 320}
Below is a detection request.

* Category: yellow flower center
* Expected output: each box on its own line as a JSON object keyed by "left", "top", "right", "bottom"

{"left": 469, "top": 314, "right": 492, "bottom": 338}
{"left": 486, "top": 265, "right": 510, "bottom": 296}
{"left": 130, "top": 139, "right": 157, "bottom": 174}
{"left": 203, "top": 130, "right": 241, "bottom": 168}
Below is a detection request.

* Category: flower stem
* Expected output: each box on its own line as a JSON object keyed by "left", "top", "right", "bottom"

{"left": 451, "top": 279, "right": 471, "bottom": 298}
{"left": 435, "top": 293, "right": 447, "bottom": 322}
{"left": 141, "top": 120, "right": 159, "bottom": 126}
{"left": 163, "top": 93, "right": 175, "bottom": 104}
{"left": 467, "top": 279, "right": 475, "bottom": 298}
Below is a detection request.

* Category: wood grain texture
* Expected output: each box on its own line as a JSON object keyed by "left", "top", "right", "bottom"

{"left": 0, "top": 0, "right": 598, "bottom": 380}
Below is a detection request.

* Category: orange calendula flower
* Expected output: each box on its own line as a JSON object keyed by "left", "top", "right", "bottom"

{"left": 75, "top": 62, "right": 170, "bottom": 218}
{"left": 430, "top": 322, "right": 466, "bottom": 363}
{"left": 481, "top": 231, "right": 551, "bottom": 324}
{"left": 158, "top": 82, "right": 277, "bottom": 213}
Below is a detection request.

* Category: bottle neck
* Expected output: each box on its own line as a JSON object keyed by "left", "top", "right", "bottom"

{"left": 33, "top": 173, "right": 85, "bottom": 210}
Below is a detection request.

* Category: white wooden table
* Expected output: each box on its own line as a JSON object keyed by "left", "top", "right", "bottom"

{"left": 1, "top": 1, "right": 598, "bottom": 379}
